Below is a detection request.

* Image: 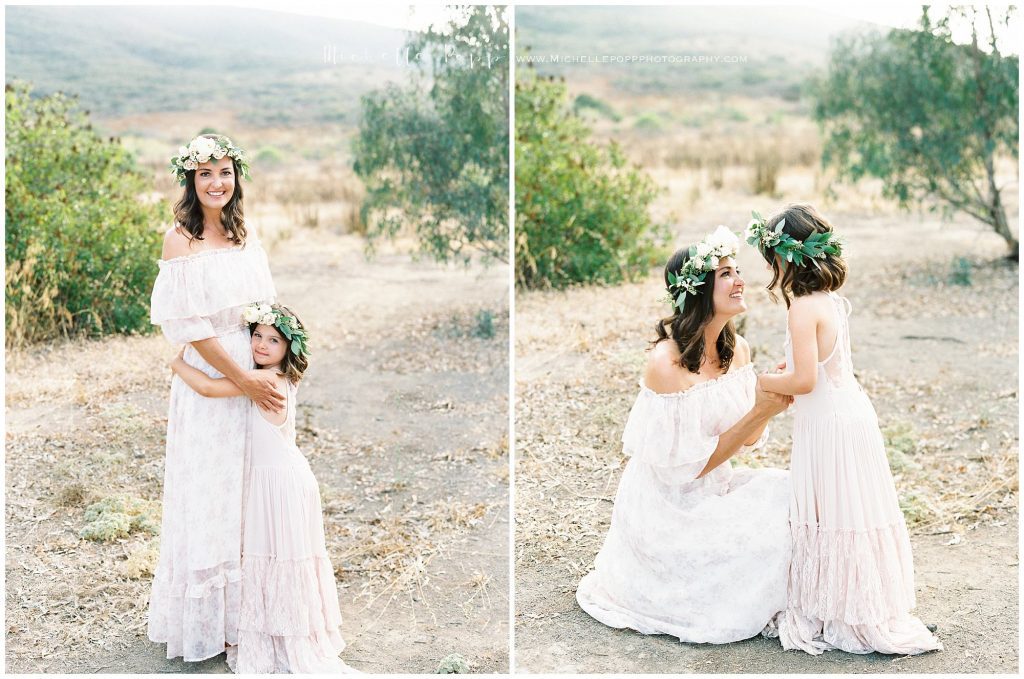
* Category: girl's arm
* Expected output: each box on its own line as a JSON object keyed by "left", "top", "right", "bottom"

{"left": 190, "top": 338, "right": 284, "bottom": 411}
{"left": 170, "top": 350, "right": 245, "bottom": 398}
{"left": 758, "top": 301, "right": 819, "bottom": 396}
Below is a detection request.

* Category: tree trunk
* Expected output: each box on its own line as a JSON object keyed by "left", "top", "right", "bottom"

{"left": 984, "top": 156, "right": 1018, "bottom": 261}
{"left": 991, "top": 203, "right": 1019, "bottom": 261}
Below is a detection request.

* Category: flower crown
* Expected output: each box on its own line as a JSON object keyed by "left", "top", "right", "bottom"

{"left": 170, "top": 135, "right": 251, "bottom": 187}
{"left": 242, "top": 303, "right": 310, "bottom": 358}
{"left": 663, "top": 225, "right": 740, "bottom": 311}
{"left": 745, "top": 210, "right": 843, "bottom": 267}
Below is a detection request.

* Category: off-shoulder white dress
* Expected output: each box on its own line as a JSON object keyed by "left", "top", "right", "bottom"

{"left": 576, "top": 363, "right": 792, "bottom": 643}
{"left": 147, "top": 232, "right": 276, "bottom": 662}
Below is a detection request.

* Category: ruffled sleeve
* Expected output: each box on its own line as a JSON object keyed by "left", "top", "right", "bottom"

{"left": 621, "top": 386, "right": 721, "bottom": 482}
{"left": 620, "top": 364, "right": 760, "bottom": 483}
{"left": 150, "top": 236, "right": 276, "bottom": 344}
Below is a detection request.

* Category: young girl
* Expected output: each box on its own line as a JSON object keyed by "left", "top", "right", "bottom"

{"left": 170, "top": 302, "right": 354, "bottom": 673}
{"left": 749, "top": 204, "right": 943, "bottom": 656}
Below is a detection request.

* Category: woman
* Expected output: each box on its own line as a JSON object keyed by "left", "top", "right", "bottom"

{"left": 576, "top": 225, "right": 794, "bottom": 643}
{"left": 147, "top": 134, "right": 282, "bottom": 663}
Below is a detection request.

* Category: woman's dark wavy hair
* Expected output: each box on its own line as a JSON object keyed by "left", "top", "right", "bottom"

{"left": 172, "top": 133, "right": 247, "bottom": 245}
{"left": 761, "top": 203, "right": 847, "bottom": 308}
{"left": 652, "top": 247, "right": 736, "bottom": 374}
{"left": 249, "top": 304, "right": 309, "bottom": 385}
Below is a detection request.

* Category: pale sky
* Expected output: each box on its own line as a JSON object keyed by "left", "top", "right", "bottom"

{"left": 4, "top": 0, "right": 462, "bottom": 32}
{"left": 6, "top": 1, "right": 1018, "bottom": 52}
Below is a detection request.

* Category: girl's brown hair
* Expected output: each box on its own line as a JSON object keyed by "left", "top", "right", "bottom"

{"left": 172, "top": 134, "right": 247, "bottom": 246}
{"left": 249, "top": 304, "right": 309, "bottom": 385}
{"left": 761, "top": 203, "right": 847, "bottom": 308}
{"left": 653, "top": 246, "right": 736, "bottom": 374}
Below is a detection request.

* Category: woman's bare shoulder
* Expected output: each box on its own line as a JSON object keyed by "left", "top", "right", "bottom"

{"left": 644, "top": 340, "right": 697, "bottom": 393}
{"left": 161, "top": 225, "right": 193, "bottom": 260}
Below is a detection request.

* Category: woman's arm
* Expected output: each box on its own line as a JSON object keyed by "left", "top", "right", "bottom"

{"left": 696, "top": 380, "right": 791, "bottom": 478}
{"left": 170, "top": 353, "right": 244, "bottom": 398}
{"left": 757, "top": 301, "right": 819, "bottom": 396}
{"left": 190, "top": 338, "right": 285, "bottom": 412}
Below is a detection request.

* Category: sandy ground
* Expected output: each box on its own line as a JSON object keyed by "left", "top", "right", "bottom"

{"left": 5, "top": 227, "right": 510, "bottom": 673}
{"left": 513, "top": 209, "right": 1018, "bottom": 673}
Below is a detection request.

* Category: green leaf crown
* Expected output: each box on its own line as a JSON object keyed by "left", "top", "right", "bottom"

{"left": 744, "top": 210, "right": 843, "bottom": 267}
{"left": 170, "top": 135, "right": 251, "bottom": 187}
{"left": 664, "top": 225, "right": 740, "bottom": 312}
{"left": 241, "top": 302, "right": 310, "bottom": 358}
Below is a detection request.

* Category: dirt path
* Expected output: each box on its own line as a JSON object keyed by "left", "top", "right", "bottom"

{"left": 513, "top": 211, "right": 1018, "bottom": 673}
{"left": 5, "top": 228, "right": 510, "bottom": 673}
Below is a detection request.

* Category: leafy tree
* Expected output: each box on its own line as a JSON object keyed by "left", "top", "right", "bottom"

{"left": 516, "top": 70, "right": 668, "bottom": 288}
{"left": 5, "top": 81, "right": 163, "bottom": 347}
{"left": 353, "top": 6, "right": 508, "bottom": 264}
{"left": 814, "top": 6, "right": 1019, "bottom": 259}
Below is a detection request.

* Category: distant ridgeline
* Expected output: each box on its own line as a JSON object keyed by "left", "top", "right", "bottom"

{"left": 515, "top": 5, "right": 875, "bottom": 99}
{"left": 4, "top": 5, "right": 410, "bottom": 125}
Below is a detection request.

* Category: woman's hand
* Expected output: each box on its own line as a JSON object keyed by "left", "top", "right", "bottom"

{"left": 169, "top": 346, "right": 185, "bottom": 371}
{"left": 754, "top": 374, "right": 792, "bottom": 417}
{"left": 239, "top": 370, "right": 286, "bottom": 412}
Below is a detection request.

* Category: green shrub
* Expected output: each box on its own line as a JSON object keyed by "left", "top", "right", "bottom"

{"left": 515, "top": 73, "right": 668, "bottom": 289}
{"left": 80, "top": 495, "right": 161, "bottom": 542}
{"left": 255, "top": 145, "right": 284, "bottom": 165}
{"left": 5, "top": 81, "right": 163, "bottom": 347}
{"left": 473, "top": 309, "right": 495, "bottom": 339}
{"left": 883, "top": 421, "right": 921, "bottom": 473}
{"left": 633, "top": 112, "right": 663, "bottom": 131}
{"left": 572, "top": 93, "right": 621, "bottom": 121}
{"left": 949, "top": 257, "right": 972, "bottom": 286}
{"left": 437, "top": 653, "right": 470, "bottom": 674}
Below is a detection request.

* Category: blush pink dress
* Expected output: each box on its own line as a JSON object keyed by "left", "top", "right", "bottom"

{"left": 226, "top": 380, "right": 352, "bottom": 673}
{"left": 769, "top": 292, "right": 943, "bottom": 655}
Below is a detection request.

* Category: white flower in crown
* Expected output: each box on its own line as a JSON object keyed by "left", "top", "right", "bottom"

{"left": 257, "top": 303, "right": 273, "bottom": 317}
{"left": 212, "top": 146, "right": 227, "bottom": 160}
{"left": 710, "top": 255, "right": 720, "bottom": 269}
{"left": 183, "top": 158, "right": 198, "bottom": 171}
{"left": 190, "top": 136, "right": 217, "bottom": 160}
{"left": 242, "top": 305, "right": 263, "bottom": 323}
{"left": 706, "top": 225, "right": 739, "bottom": 254}
{"left": 177, "top": 145, "right": 189, "bottom": 158}
{"left": 695, "top": 242, "right": 712, "bottom": 258}
{"left": 259, "top": 313, "right": 277, "bottom": 326}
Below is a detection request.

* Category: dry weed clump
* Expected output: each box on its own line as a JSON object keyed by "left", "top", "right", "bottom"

{"left": 80, "top": 495, "right": 161, "bottom": 542}
{"left": 57, "top": 483, "right": 89, "bottom": 508}
{"left": 122, "top": 542, "right": 160, "bottom": 579}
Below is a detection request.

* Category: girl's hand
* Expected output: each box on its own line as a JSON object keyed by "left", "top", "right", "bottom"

{"left": 169, "top": 346, "right": 187, "bottom": 373}
{"left": 774, "top": 360, "right": 786, "bottom": 373}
